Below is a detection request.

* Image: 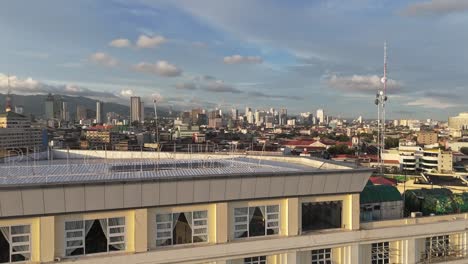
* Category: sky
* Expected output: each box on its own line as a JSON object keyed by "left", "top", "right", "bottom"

{"left": 0, "top": 0, "right": 467, "bottom": 120}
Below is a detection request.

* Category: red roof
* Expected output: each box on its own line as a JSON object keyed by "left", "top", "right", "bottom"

{"left": 369, "top": 176, "right": 398, "bottom": 186}
{"left": 282, "top": 140, "right": 316, "bottom": 146}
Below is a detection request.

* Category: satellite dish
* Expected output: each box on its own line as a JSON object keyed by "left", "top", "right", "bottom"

{"left": 381, "top": 77, "right": 387, "bottom": 84}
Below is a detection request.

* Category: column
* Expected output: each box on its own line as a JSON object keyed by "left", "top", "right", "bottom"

{"left": 39, "top": 216, "right": 55, "bottom": 262}
{"left": 134, "top": 208, "right": 148, "bottom": 253}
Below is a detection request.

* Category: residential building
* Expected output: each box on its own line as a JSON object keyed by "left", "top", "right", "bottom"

{"left": 417, "top": 131, "right": 438, "bottom": 146}
{"left": 421, "top": 149, "right": 453, "bottom": 174}
{"left": 0, "top": 150, "right": 468, "bottom": 263}
{"left": 85, "top": 130, "right": 122, "bottom": 148}
{"left": 449, "top": 112, "right": 468, "bottom": 130}
{"left": 0, "top": 111, "right": 42, "bottom": 150}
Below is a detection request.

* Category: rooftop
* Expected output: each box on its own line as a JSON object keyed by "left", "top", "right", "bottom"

{"left": 0, "top": 150, "right": 367, "bottom": 188}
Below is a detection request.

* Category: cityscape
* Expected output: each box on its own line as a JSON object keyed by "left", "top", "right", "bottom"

{"left": 0, "top": 1, "right": 468, "bottom": 264}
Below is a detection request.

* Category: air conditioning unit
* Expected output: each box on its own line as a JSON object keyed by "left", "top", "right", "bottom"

{"left": 411, "top": 212, "right": 423, "bottom": 218}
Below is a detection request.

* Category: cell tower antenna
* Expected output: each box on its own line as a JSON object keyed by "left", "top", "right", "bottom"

{"left": 375, "top": 42, "right": 388, "bottom": 175}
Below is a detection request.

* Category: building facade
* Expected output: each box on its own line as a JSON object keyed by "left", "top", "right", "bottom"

{"left": 0, "top": 151, "right": 467, "bottom": 263}
{"left": 130, "top": 97, "right": 142, "bottom": 123}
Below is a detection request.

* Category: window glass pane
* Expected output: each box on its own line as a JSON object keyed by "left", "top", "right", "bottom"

{"left": 109, "top": 217, "right": 125, "bottom": 226}
{"left": 173, "top": 213, "right": 192, "bottom": 245}
{"left": 84, "top": 219, "right": 108, "bottom": 255}
{"left": 65, "top": 221, "right": 83, "bottom": 230}
{"left": 193, "top": 211, "right": 207, "bottom": 219}
{"left": 11, "top": 236, "right": 29, "bottom": 243}
{"left": 249, "top": 207, "right": 266, "bottom": 237}
{"left": 156, "top": 214, "right": 172, "bottom": 222}
{"left": 302, "top": 201, "right": 342, "bottom": 232}
{"left": 235, "top": 207, "right": 248, "bottom": 215}
{"left": 109, "top": 227, "right": 125, "bottom": 234}
{"left": 11, "top": 225, "right": 29, "bottom": 235}
{"left": 11, "top": 253, "right": 30, "bottom": 262}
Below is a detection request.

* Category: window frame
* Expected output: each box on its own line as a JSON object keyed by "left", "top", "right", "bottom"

{"left": 233, "top": 205, "right": 280, "bottom": 239}
{"left": 244, "top": 255, "right": 267, "bottom": 264}
{"left": 424, "top": 235, "right": 451, "bottom": 260}
{"left": 155, "top": 210, "right": 209, "bottom": 247}
{"left": 311, "top": 248, "right": 332, "bottom": 264}
{"left": 301, "top": 201, "right": 343, "bottom": 232}
{"left": 371, "top": 242, "right": 390, "bottom": 264}
{"left": 0, "top": 225, "right": 31, "bottom": 263}
{"left": 64, "top": 217, "right": 126, "bottom": 257}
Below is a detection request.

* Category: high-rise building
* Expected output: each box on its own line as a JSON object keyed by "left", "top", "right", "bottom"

{"left": 279, "top": 108, "right": 287, "bottom": 126}
{"left": 317, "top": 109, "right": 325, "bottom": 124}
{"left": 76, "top": 105, "right": 87, "bottom": 121}
{"left": 130, "top": 97, "right": 141, "bottom": 123}
{"left": 62, "top": 102, "right": 70, "bottom": 122}
{"left": 231, "top": 108, "right": 238, "bottom": 121}
{"left": 96, "top": 101, "right": 104, "bottom": 124}
{"left": 45, "top": 93, "right": 55, "bottom": 120}
{"left": 0, "top": 111, "right": 42, "bottom": 149}
{"left": 140, "top": 102, "right": 145, "bottom": 122}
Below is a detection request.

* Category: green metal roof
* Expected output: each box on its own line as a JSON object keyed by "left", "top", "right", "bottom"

{"left": 360, "top": 184, "right": 402, "bottom": 204}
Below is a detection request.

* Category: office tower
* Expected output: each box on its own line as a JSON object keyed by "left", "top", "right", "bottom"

{"left": 279, "top": 108, "right": 287, "bottom": 126}
{"left": 231, "top": 108, "right": 238, "bottom": 121}
{"left": 317, "top": 109, "right": 324, "bottom": 124}
{"left": 96, "top": 101, "right": 104, "bottom": 124}
{"left": 130, "top": 97, "right": 141, "bottom": 123}
{"left": 76, "top": 105, "right": 87, "bottom": 121}
{"left": 62, "top": 102, "right": 70, "bottom": 122}
{"left": 140, "top": 102, "right": 145, "bottom": 122}
{"left": 45, "top": 93, "right": 55, "bottom": 120}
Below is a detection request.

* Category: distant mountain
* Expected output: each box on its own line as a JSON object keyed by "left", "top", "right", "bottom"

{"left": 0, "top": 94, "right": 172, "bottom": 119}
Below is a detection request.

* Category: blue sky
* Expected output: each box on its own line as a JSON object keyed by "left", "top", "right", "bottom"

{"left": 0, "top": 0, "right": 467, "bottom": 120}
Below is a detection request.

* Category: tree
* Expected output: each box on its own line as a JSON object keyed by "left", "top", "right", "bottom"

{"left": 385, "top": 138, "right": 399, "bottom": 149}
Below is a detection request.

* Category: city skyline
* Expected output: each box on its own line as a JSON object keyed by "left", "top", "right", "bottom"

{"left": 0, "top": 0, "right": 467, "bottom": 119}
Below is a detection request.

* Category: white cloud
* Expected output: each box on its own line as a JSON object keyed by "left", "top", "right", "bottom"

{"left": 89, "top": 52, "right": 118, "bottom": 67}
{"left": 405, "top": 97, "right": 460, "bottom": 109}
{"left": 109, "top": 38, "right": 131, "bottom": 48}
{"left": 136, "top": 34, "right": 167, "bottom": 48}
{"left": 223, "top": 55, "right": 263, "bottom": 64}
{"left": 133, "top": 60, "right": 182, "bottom": 77}
{"left": 0, "top": 73, "right": 117, "bottom": 98}
{"left": 326, "top": 74, "right": 402, "bottom": 94}
{"left": 119, "top": 89, "right": 134, "bottom": 97}
{"left": 401, "top": 0, "right": 468, "bottom": 16}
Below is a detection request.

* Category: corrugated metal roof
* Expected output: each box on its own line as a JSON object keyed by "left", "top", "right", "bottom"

{"left": 0, "top": 157, "right": 318, "bottom": 186}
{"left": 360, "top": 185, "right": 402, "bottom": 204}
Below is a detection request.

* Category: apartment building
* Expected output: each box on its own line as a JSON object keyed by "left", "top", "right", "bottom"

{"left": 85, "top": 130, "right": 122, "bottom": 149}
{"left": 421, "top": 149, "right": 453, "bottom": 174}
{"left": 417, "top": 132, "right": 438, "bottom": 146}
{"left": 0, "top": 112, "right": 42, "bottom": 150}
{"left": 0, "top": 151, "right": 466, "bottom": 264}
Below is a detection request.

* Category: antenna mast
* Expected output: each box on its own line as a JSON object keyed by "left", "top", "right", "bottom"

{"left": 375, "top": 42, "right": 388, "bottom": 174}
